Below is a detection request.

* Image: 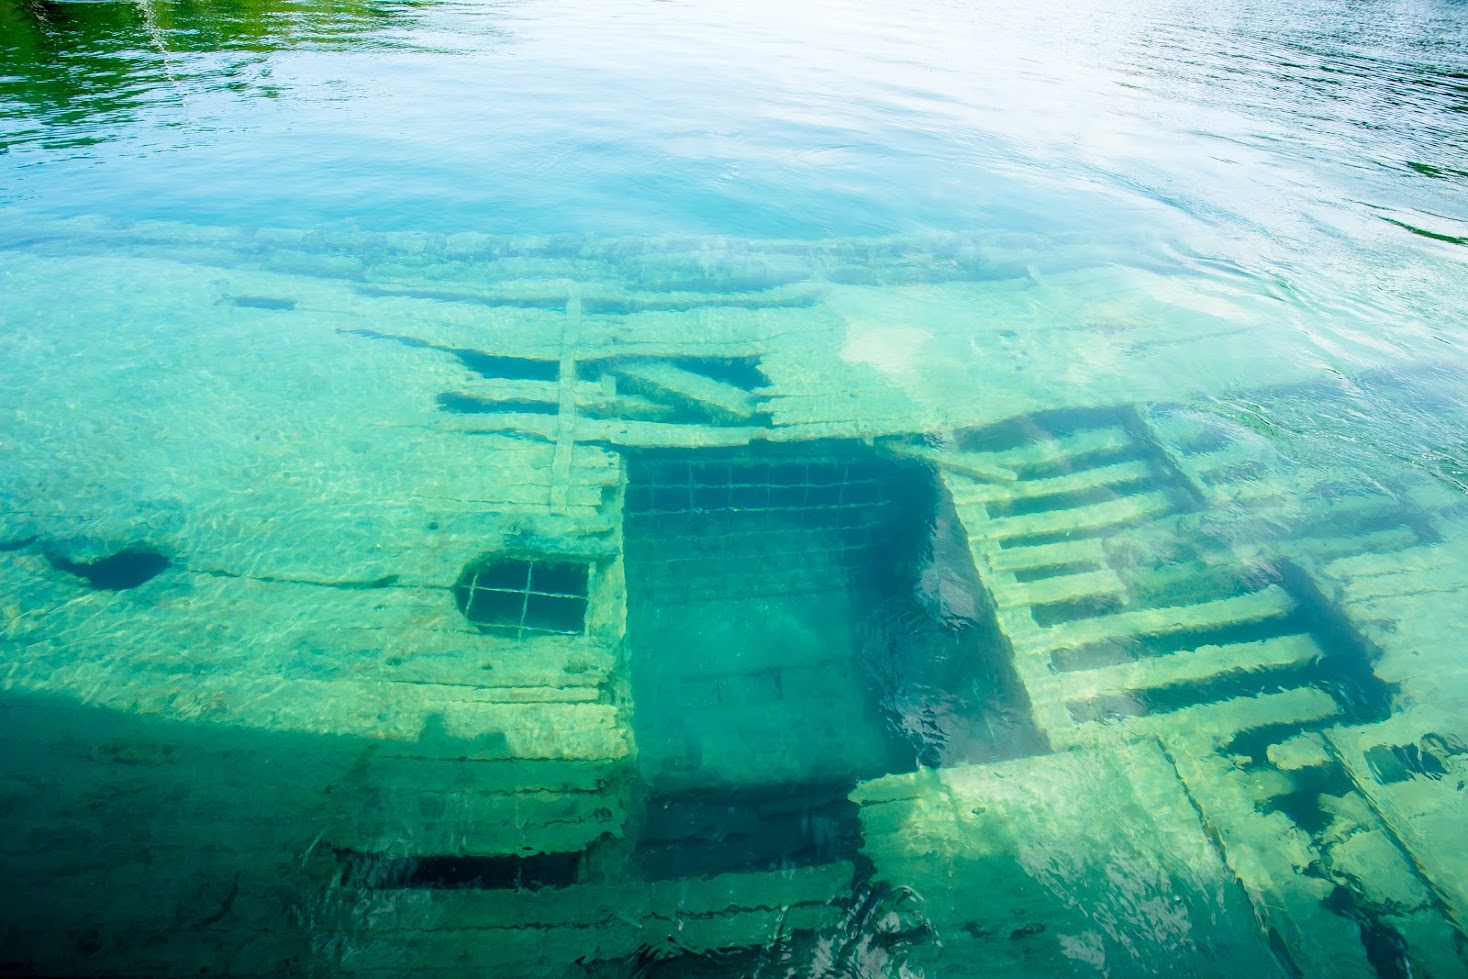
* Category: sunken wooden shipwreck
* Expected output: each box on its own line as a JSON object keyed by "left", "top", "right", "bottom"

{"left": 1, "top": 218, "right": 1465, "bottom": 977}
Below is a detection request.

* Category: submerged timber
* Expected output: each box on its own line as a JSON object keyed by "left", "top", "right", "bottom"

{"left": 1, "top": 219, "right": 1465, "bottom": 977}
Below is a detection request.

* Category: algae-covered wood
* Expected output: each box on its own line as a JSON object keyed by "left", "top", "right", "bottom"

{"left": 4, "top": 214, "right": 1467, "bottom": 977}
{"left": 852, "top": 741, "right": 1284, "bottom": 977}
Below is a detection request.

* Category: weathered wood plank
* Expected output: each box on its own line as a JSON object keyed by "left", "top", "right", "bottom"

{"left": 975, "top": 427, "right": 1132, "bottom": 470}
{"left": 613, "top": 359, "right": 758, "bottom": 419}
{"left": 961, "top": 490, "right": 1172, "bottom": 541}
{"left": 1108, "top": 687, "right": 1339, "bottom": 743}
{"left": 1164, "top": 732, "right": 1375, "bottom": 978}
{"left": 991, "top": 569, "right": 1126, "bottom": 609}
{"left": 1028, "top": 586, "right": 1294, "bottom": 654}
{"left": 356, "top": 861, "right": 854, "bottom": 933}
{"left": 890, "top": 442, "right": 1018, "bottom": 483}
{"left": 1325, "top": 718, "right": 1468, "bottom": 931}
{"left": 949, "top": 459, "right": 1156, "bottom": 506}
{"left": 852, "top": 741, "right": 1285, "bottom": 976}
{"left": 1049, "top": 634, "right": 1323, "bottom": 705}
{"left": 329, "top": 788, "right": 629, "bottom": 856}
{"left": 984, "top": 537, "right": 1108, "bottom": 573}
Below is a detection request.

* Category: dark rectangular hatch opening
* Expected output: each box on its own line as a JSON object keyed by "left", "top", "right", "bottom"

{"left": 621, "top": 439, "right": 1041, "bottom": 878}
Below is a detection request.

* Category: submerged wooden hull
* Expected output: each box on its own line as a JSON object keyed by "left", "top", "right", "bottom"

{"left": 2, "top": 219, "right": 1465, "bottom": 976}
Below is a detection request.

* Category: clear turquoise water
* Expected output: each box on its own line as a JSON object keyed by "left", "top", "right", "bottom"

{"left": 2, "top": 0, "right": 1468, "bottom": 976}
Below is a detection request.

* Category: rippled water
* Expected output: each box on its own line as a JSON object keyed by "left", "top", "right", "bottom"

{"left": 2, "top": 0, "right": 1467, "bottom": 976}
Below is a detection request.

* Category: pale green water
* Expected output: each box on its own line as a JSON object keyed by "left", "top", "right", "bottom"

{"left": 2, "top": 0, "right": 1467, "bottom": 976}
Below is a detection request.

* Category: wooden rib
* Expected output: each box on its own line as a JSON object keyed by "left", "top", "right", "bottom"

{"left": 1322, "top": 542, "right": 1461, "bottom": 581}
{"left": 991, "top": 569, "right": 1126, "bottom": 609}
{"left": 975, "top": 426, "right": 1132, "bottom": 470}
{"left": 1028, "top": 585, "right": 1295, "bottom": 654}
{"left": 549, "top": 283, "right": 583, "bottom": 512}
{"left": 1106, "top": 686, "right": 1339, "bottom": 742}
{"left": 949, "top": 459, "right": 1156, "bottom": 506}
{"left": 1049, "top": 634, "right": 1324, "bottom": 704}
{"left": 368, "top": 861, "right": 854, "bottom": 932}
{"left": 889, "top": 442, "right": 1018, "bottom": 483}
{"left": 327, "top": 756, "right": 616, "bottom": 795}
{"left": 329, "top": 788, "right": 627, "bottom": 857}
{"left": 961, "top": 490, "right": 1172, "bottom": 541}
{"left": 984, "top": 537, "right": 1108, "bottom": 572}
{"left": 446, "top": 378, "right": 676, "bottom": 419}
{"left": 1164, "top": 730, "right": 1377, "bottom": 978}
{"left": 613, "top": 359, "right": 758, "bottom": 419}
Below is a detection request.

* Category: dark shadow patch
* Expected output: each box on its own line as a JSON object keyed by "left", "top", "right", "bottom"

{"left": 1063, "top": 642, "right": 1327, "bottom": 724}
{"left": 1131, "top": 663, "right": 1318, "bottom": 717}
{"left": 637, "top": 782, "right": 862, "bottom": 880}
{"left": 437, "top": 393, "right": 557, "bottom": 416}
{"left": 1406, "top": 160, "right": 1468, "bottom": 181}
{"left": 997, "top": 525, "right": 1115, "bottom": 550}
{"left": 577, "top": 355, "right": 771, "bottom": 426}
{"left": 436, "top": 393, "right": 559, "bottom": 415}
{"left": 1324, "top": 886, "right": 1413, "bottom": 979}
{"left": 1262, "top": 762, "right": 1357, "bottom": 835}
{"left": 1363, "top": 742, "right": 1450, "bottom": 784}
{"left": 354, "top": 284, "right": 565, "bottom": 310}
{"left": 229, "top": 295, "right": 296, "bottom": 311}
{"left": 665, "top": 356, "right": 768, "bottom": 391}
{"left": 340, "top": 328, "right": 560, "bottom": 382}
{"left": 1273, "top": 561, "right": 1394, "bottom": 723}
{"left": 1055, "top": 562, "right": 1394, "bottom": 735}
{"left": 49, "top": 548, "right": 170, "bottom": 590}
{"left": 591, "top": 946, "right": 768, "bottom": 979}
{"left": 456, "top": 351, "right": 560, "bottom": 382}
{"left": 336, "top": 846, "right": 585, "bottom": 891}
{"left": 1051, "top": 613, "right": 1292, "bottom": 669}
{"left": 983, "top": 477, "right": 1156, "bottom": 520}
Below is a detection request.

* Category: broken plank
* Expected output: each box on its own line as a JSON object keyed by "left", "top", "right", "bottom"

{"left": 961, "top": 490, "right": 1172, "bottom": 542}
{"left": 1049, "top": 634, "right": 1324, "bottom": 705}
{"left": 1108, "top": 686, "right": 1340, "bottom": 743}
{"left": 972, "top": 426, "right": 1133, "bottom": 470}
{"left": 889, "top": 442, "right": 1018, "bottom": 483}
{"left": 991, "top": 569, "right": 1126, "bottom": 609}
{"left": 983, "top": 537, "right": 1108, "bottom": 573}
{"left": 329, "top": 788, "right": 628, "bottom": 857}
{"left": 613, "top": 359, "right": 758, "bottom": 419}
{"left": 949, "top": 459, "right": 1156, "bottom": 506}
{"left": 1164, "top": 732, "right": 1376, "bottom": 978}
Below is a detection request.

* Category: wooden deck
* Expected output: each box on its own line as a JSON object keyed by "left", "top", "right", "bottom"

{"left": 2, "top": 217, "right": 1466, "bottom": 975}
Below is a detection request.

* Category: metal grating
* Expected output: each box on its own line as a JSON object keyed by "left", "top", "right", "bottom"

{"left": 623, "top": 449, "right": 929, "bottom": 604}
{"left": 625, "top": 459, "right": 890, "bottom": 516}
{"left": 453, "top": 557, "right": 590, "bottom": 639}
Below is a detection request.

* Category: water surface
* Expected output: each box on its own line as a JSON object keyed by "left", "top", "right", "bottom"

{"left": 1, "top": 0, "right": 1467, "bottom": 975}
